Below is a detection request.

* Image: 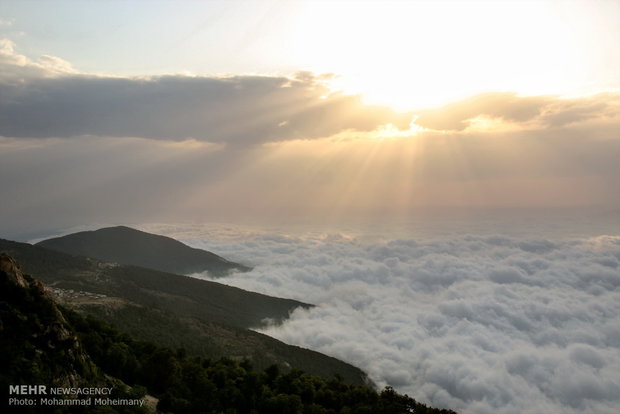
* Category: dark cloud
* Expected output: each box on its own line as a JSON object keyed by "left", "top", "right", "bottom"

{"left": 0, "top": 40, "right": 412, "bottom": 144}
{"left": 0, "top": 67, "right": 411, "bottom": 144}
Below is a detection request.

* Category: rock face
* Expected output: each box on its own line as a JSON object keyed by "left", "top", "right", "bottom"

{"left": 0, "top": 253, "right": 97, "bottom": 389}
{"left": 0, "top": 253, "right": 28, "bottom": 288}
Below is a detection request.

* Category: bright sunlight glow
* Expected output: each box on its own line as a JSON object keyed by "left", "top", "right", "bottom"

{"left": 289, "top": 0, "right": 620, "bottom": 110}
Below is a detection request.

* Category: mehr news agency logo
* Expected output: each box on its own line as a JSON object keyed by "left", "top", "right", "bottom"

{"left": 8, "top": 385, "right": 145, "bottom": 408}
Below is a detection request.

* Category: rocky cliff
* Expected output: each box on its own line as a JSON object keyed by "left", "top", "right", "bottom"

{"left": 0, "top": 253, "right": 99, "bottom": 389}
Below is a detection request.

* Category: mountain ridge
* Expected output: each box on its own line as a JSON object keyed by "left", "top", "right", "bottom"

{"left": 36, "top": 225, "right": 251, "bottom": 277}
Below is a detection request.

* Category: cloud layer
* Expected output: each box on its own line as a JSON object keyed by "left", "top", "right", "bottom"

{"left": 3, "top": 38, "right": 619, "bottom": 145}
{"left": 180, "top": 229, "right": 620, "bottom": 414}
{"left": 0, "top": 40, "right": 410, "bottom": 144}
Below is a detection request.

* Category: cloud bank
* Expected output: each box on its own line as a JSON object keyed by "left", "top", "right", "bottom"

{"left": 181, "top": 230, "right": 620, "bottom": 414}
{"left": 0, "top": 39, "right": 410, "bottom": 144}
{"left": 2, "top": 38, "right": 619, "bottom": 145}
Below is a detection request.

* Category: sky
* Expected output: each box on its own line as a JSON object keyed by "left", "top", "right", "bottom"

{"left": 2, "top": 3, "right": 620, "bottom": 413}
{"left": 0, "top": 0, "right": 619, "bottom": 238}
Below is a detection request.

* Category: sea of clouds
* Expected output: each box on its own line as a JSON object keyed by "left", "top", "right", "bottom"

{"left": 159, "top": 222, "right": 620, "bottom": 414}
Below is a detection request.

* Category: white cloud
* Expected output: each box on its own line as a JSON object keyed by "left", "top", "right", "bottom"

{"left": 181, "top": 230, "right": 620, "bottom": 414}
{"left": 0, "top": 38, "right": 76, "bottom": 80}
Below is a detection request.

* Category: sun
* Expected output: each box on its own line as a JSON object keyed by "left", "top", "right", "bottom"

{"left": 287, "top": 0, "right": 619, "bottom": 111}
